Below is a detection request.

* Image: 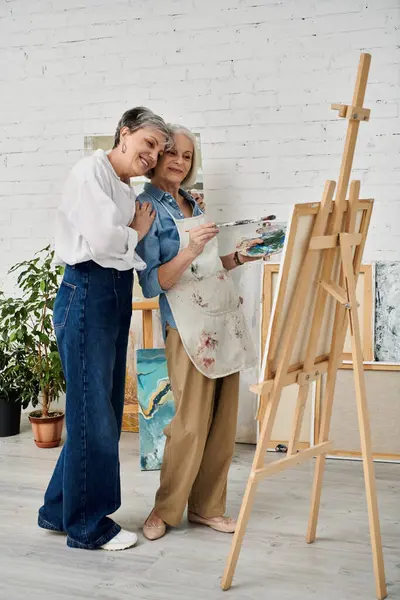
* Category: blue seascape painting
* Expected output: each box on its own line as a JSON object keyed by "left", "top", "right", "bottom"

{"left": 136, "top": 349, "right": 175, "bottom": 471}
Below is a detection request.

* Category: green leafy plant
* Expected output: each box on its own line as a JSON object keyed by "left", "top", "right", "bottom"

{"left": 0, "top": 340, "right": 40, "bottom": 409}
{"left": 0, "top": 246, "right": 65, "bottom": 417}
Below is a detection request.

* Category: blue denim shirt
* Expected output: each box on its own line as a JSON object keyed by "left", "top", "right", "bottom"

{"left": 136, "top": 182, "right": 203, "bottom": 339}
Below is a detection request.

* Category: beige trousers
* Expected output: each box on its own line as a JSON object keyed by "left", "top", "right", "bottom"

{"left": 155, "top": 326, "right": 240, "bottom": 527}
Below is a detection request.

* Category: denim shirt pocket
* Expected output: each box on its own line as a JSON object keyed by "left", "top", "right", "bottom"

{"left": 53, "top": 280, "right": 76, "bottom": 329}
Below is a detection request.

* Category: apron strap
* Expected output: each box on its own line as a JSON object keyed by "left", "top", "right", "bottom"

{"left": 156, "top": 199, "right": 177, "bottom": 223}
{"left": 154, "top": 196, "right": 205, "bottom": 231}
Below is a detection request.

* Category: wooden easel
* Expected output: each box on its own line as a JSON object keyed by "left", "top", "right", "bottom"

{"left": 222, "top": 54, "right": 387, "bottom": 600}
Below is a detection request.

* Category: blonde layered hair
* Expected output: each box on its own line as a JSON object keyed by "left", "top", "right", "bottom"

{"left": 147, "top": 124, "right": 200, "bottom": 190}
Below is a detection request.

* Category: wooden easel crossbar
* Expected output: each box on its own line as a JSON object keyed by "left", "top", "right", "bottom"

{"left": 222, "top": 54, "right": 387, "bottom": 600}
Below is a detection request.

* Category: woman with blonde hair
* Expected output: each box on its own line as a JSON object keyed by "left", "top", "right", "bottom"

{"left": 136, "top": 124, "right": 259, "bottom": 541}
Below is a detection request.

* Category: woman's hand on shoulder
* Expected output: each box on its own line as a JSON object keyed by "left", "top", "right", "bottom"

{"left": 191, "top": 190, "right": 206, "bottom": 212}
{"left": 130, "top": 201, "right": 155, "bottom": 241}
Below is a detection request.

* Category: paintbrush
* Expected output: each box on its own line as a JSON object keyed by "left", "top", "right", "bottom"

{"left": 216, "top": 215, "right": 276, "bottom": 228}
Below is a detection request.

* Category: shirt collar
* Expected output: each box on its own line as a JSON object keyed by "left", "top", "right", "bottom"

{"left": 94, "top": 149, "right": 119, "bottom": 179}
{"left": 144, "top": 182, "right": 195, "bottom": 206}
{"left": 94, "top": 149, "right": 131, "bottom": 188}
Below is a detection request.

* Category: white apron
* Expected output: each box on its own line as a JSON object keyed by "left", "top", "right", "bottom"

{"left": 164, "top": 207, "right": 256, "bottom": 379}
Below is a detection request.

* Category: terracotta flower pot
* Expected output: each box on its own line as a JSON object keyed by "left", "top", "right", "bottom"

{"left": 29, "top": 411, "right": 65, "bottom": 448}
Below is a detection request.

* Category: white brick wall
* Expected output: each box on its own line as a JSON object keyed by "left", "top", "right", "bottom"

{"left": 1, "top": 0, "right": 399, "bottom": 292}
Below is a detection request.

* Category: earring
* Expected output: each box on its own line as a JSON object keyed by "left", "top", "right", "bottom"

{"left": 121, "top": 142, "right": 127, "bottom": 154}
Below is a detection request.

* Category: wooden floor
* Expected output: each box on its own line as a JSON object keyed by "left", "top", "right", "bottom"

{"left": 1, "top": 417, "right": 399, "bottom": 600}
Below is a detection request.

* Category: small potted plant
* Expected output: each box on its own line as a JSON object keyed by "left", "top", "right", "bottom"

{"left": 0, "top": 246, "right": 66, "bottom": 447}
{"left": 0, "top": 341, "right": 39, "bottom": 437}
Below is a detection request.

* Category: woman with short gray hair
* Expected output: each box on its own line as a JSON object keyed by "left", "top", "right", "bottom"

{"left": 38, "top": 107, "right": 170, "bottom": 551}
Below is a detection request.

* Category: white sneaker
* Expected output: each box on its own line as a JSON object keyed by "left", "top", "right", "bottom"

{"left": 100, "top": 528, "right": 138, "bottom": 551}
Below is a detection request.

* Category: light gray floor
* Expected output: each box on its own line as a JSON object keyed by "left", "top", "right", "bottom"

{"left": 0, "top": 416, "right": 399, "bottom": 600}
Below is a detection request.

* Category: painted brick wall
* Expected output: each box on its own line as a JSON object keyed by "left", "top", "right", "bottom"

{"left": 0, "top": 0, "right": 399, "bottom": 292}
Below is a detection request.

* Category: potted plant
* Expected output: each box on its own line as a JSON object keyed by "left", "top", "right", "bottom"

{"left": 0, "top": 246, "right": 66, "bottom": 447}
{"left": 0, "top": 341, "right": 40, "bottom": 437}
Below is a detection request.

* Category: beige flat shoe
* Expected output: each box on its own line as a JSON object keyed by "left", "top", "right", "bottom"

{"left": 143, "top": 510, "right": 166, "bottom": 541}
{"left": 188, "top": 511, "right": 236, "bottom": 533}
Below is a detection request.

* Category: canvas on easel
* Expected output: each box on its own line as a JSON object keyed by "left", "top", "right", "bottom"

{"left": 222, "top": 54, "right": 387, "bottom": 600}
{"left": 262, "top": 263, "right": 374, "bottom": 363}
{"left": 261, "top": 262, "right": 374, "bottom": 450}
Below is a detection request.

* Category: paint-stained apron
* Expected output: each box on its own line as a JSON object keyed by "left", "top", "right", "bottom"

{"left": 164, "top": 207, "right": 256, "bottom": 379}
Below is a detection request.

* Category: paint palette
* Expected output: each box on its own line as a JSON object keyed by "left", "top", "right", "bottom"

{"left": 236, "top": 222, "right": 286, "bottom": 258}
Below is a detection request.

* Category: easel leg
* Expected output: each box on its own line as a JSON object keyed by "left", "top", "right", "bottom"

{"left": 306, "top": 353, "right": 340, "bottom": 543}
{"left": 307, "top": 453, "right": 326, "bottom": 543}
{"left": 288, "top": 384, "right": 310, "bottom": 455}
{"left": 307, "top": 290, "right": 350, "bottom": 541}
{"left": 142, "top": 309, "right": 153, "bottom": 349}
{"left": 307, "top": 180, "right": 363, "bottom": 541}
{"left": 221, "top": 475, "right": 259, "bottom": 590}
{"left": 222, "top": 385, "right": 281, "bottom": 590}
{"left": 340, "top": 235, "right": 387, "bottom": 600}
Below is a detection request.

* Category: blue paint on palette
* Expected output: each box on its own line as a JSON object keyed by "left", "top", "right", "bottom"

{"left": 236, "top": 223, "right": 286, "bottom": 257}
{"left": 136, "top": 349, "right": 175, "bottom": 471}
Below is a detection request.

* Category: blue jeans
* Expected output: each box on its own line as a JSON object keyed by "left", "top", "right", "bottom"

{"left": 38, "top": 261, "right": 133, "bottom": 549}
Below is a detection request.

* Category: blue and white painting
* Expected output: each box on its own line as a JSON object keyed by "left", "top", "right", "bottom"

{"left": 136, "top": 349, "right": 175, "bottom": 471}
{"left": 375, "top": 261, "right": 400, "bottom": 362}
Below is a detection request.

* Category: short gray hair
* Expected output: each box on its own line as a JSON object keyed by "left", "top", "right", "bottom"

{"left": 113, "top": 106, "right": 172, "bottom": 149}
{"left": 148, "top": 124, "right": 200, "bottom": 189}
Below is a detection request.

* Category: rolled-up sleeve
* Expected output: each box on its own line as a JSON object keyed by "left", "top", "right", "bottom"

{"left": 62, "top": 171, "right": 145, "bottom": 270}
{"left": 136, "top": 219, "right": 164, "bottom": 298}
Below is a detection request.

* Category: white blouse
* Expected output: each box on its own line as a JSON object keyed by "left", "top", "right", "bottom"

{"left": 54, "top": 149, "right": 146, "bottom": 271}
